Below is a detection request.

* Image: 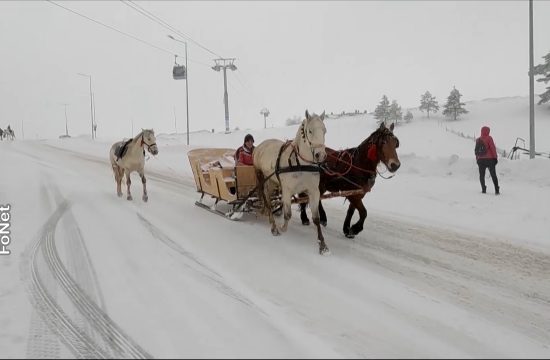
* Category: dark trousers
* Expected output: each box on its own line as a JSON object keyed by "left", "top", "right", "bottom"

{"left": 477, "top": 158, "right": 499, "bottom": 192}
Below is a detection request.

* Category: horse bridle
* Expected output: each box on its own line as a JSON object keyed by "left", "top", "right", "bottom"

{"left": 298, "top": 120, "right": 325, "bottom": 164}
{"left": 370, "top": 130, "right": 399, "bottom": 178}
{"left": 140, "top": 132, "right": 157, "bottom": 153}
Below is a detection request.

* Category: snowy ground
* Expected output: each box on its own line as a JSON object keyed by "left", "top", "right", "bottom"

{"left": 1, "top": 96, "right": 549, "bottom": 358}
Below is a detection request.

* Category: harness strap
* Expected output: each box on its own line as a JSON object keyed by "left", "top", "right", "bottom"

{"left": 320, "top": 164, "right": 375, "bottom": 192}
{"left": 277, "top": 165, "right": 321, "bottom": 174}
{"left": 270, "top": 140, "right": 322, "bottom": 185}
{"left": 275, "top": 141, "right": 292, "bottom": 184}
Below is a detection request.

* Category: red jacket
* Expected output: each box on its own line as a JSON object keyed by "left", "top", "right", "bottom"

{"left": 476, "top": 126, "right": 498, "bottom": 160}
{"left": 235, "top": 145, "right": 254, "bottom": 165}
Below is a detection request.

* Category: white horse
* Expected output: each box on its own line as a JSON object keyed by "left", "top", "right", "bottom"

{"left": 109, "top": 129, "right": 159, "bottom": 202}
{"left": 254, "top": 110, "right": 329, "bottom": 255}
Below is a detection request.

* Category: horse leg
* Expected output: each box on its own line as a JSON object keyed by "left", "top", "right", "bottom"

{"left": 112, "top": 165, "right": 123, "bottom": 197}
{"left": 319, "top": 200, "right": 327, "bottom": 227}
{"left": 139, "top": 171, "right": 148, "bottom": 202}
{"left": 309, "top": 190, "right": 329, "bottom": 255}
{"left": 298, "top": 192, "right": 310, "bottom": 225}
{"left": 125, "top": 171, "right": 133, "bottom": 201}
{"left": 299, "top": 202, "right": 310, "bottom": 226}
{"left": 299, "top": 195, "right": 326, "bottom": 227}
{"left": 343, "top": 201, "right": 356, "bottom": 238}
{"left": 257, "top": 172, "right": 279, "bottom": 236}
{"left": 265, "top": 183, "right": 280, "bottom": 236}
{"left": 280, "top": 190, "right": 292, "bottom": 233}
{"left": 349, "top": 196, "right": 367, "bottom": 236}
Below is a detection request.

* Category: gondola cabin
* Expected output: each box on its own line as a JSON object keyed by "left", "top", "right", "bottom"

{"left": 173, "top": 65, "right": 186, "bottom": 80}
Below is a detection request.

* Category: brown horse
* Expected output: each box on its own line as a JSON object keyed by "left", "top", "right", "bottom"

{"left": 299, "top": 122, "right": 400, "bottom": 238}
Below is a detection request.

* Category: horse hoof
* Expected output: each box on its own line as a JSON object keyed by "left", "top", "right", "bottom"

{"left": 127, "top": 195, "right": 133, "bottom": 201}
{"left": 117, "top": 192, "right": 123, "bottom": 198}
{"left": 142, "top": 195, "right": 148, "bottom": 202}
{"left": 301, "top": 220, "right": 310, "bottom": 226}
{"left": 321, "top": 220, "right": 327, "bottom": 227}
{"left": 271, "top": 228, "right": 280, "bottom": 236}
{"left": 345, "top": 233, "right": 355, "bottom": 239}
{"left": 319, "top": 246, "right": 331, "bottom": 256}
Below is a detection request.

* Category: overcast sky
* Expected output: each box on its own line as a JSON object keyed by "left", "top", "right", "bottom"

{"left": 1, "top": 1, "right": 549, "bottom": 139}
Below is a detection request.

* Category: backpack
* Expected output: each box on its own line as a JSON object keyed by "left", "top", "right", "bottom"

{"left": 474, "top": 138, "right": 487, "bottom": 156}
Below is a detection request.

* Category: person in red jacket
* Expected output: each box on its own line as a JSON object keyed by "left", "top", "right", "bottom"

{"left": 234, "top": 134, "right": 255, "bottom": 166}
{"left": 475, "top": 126, "right": 500, "bottom": 195}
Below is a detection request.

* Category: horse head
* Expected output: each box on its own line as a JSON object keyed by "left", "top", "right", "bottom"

{"left": 141, "top": 129, "right": 159, "bottom": 155}
{"left": 366, "top": 122, "right": 400, "bottom": 173}
{"left": 298, "top": 110, "right": 327, "bottom": 163}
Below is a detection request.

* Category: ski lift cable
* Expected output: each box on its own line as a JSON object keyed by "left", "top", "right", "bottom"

{"left": 233, "top": 70, "right": 265, "bottom": 106}
{"left": 47, "top": 0, "right": 177, "bottom": 56}
{"left": 122, "top": 0, "right": 223, "bottom": 59}
{"left": 47, "top": 1, "right": 211, "bottom": 68}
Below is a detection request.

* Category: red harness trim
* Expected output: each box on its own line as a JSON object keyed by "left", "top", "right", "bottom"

{"left": 367, "top": 144, "right": 378, "bottom": 162}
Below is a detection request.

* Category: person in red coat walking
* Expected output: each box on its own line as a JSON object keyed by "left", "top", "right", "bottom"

{"left": 475, "top": 126, "right": 500, "bottom": 195}
{"left": 234, "top": 134, "right": 255, "bottom": 166}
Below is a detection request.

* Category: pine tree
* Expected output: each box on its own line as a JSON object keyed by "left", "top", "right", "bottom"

{"left": 533, "top": 51, "right": 550, "bottom": 105}
{"left": 374, "top": 95, "right": 390, "bottom": 125}
{"left": 388, "top": 100, "right": 403, "bottom": 126}
{"left": 404, "top": 110, "right": 413, "bottom": 123}
{"left": 442, "top": 87, "right": 468, "bottom": 121}
{"left": 419, "top": 91, "right": 439, "bottom": 118}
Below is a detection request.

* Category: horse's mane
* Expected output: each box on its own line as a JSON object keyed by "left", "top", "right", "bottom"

{"left": 358, "top": 126, "right": 394, "bottom": 150}
{"left": 133, "top": 128, "right": 154, "bottom": 141}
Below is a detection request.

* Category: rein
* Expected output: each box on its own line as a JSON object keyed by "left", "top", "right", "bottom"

{"left": 376, "top": 168, "right": 396, "bottom": 179}
{"left": 322, "top": 149, "right": 376, "bottom": 177}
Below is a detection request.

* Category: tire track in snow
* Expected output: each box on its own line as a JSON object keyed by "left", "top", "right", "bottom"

{"left": 25, "top": 182, "right": 64, "bottom": 360}
{"left": 40, "top": 188, "right": 153, "bottom": 359}
{"left": 62, "top": 212, "right": 114, "bottom": 358}
{"left": 21, "top": 178, "right": 153, "bottom": 359}
{"left": 314, "top": 212, "right": 550, "bottom": 345}
{"left": 20, "top": 199, "right": 109, "bottom": 359}
{"left": 136, "top": 213, "right": 263, "bottom": 313}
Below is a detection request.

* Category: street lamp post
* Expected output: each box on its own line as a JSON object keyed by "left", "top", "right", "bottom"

{"left": 211, "top": 58, "right": 237, "bottom": 133}
{"left": 63, "top": 103, "right": 69, "bottom": 136}
{"left": 167, "top": 35, "right": 190, "bottom": 145}
{"left": 528, "top": 0, "right": 535, "bottom": 159}
{"left": 77, "top": 73, "right": 94, "bottom": 140}
{"left": 92, "top": 91, "right": 97, "bottom": 139}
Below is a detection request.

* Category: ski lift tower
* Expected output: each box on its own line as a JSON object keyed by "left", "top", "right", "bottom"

{"left": 212, "top": 58, "right": 237, "bottom": 133}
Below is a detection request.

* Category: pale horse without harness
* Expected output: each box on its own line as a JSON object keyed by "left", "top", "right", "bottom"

{"left": 254, "top": 110, "right": 330, "bottom": 255}
{"left": 109, "top": 129, "right": 159, "bottom": 202}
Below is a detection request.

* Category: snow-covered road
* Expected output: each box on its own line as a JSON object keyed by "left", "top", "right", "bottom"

{"left": 4, "top": 140, "right": 550, "bottom": 358}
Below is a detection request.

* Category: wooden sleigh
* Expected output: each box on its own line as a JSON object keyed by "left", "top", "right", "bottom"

{"left": 188, "top": 148, "right": 261, "bottom": 219}
{"left": 188, "top": 148, "right": 366, "bottom": 220}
